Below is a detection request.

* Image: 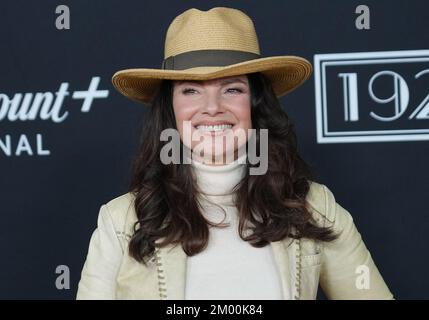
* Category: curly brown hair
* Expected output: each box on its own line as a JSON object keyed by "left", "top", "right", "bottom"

{"left": 127, "top": 72, "right": 337, "bottom": 265}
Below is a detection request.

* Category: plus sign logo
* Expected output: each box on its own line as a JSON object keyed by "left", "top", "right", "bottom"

{"left": 72, "top": 77, "right": 109, "bottom": 113}
{"left": 0, "top": 76, "right": 110, "bottom": 157}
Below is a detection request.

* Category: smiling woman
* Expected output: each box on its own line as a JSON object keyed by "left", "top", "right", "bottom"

{"left": 77, "top": 6, "right": 394, "bottom": 300}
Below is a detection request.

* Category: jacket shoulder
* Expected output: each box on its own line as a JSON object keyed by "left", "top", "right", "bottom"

{"left": 306, "top": 181, "right": 336, "bottom": 224}
{"left": 104, "top": 192, "right": 137, "bottom": 237}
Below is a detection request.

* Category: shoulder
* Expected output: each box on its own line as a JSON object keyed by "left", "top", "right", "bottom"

{"left": 103, "top": 192, "right": 138, "bottom": 237}
{"left": 105, "top": 192, "right": 135, "bottom": 215}
{"left": 305, "top": 180, "right": 337, "bottom": 224}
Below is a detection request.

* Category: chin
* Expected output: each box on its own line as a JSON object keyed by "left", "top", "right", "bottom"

{"left": 190, "top": 148, "right": 233, "bottom": 161}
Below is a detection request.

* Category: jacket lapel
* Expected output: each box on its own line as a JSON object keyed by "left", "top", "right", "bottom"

{"left": 270, "top": 239, "right": 297, "bottom": 300}
{"left": 156, "top": 241, "right": 188, "bottom": 299}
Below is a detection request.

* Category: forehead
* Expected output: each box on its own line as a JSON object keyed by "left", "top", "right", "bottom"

{"left": 174, "top": 75, "right": 248, "bottom": 86}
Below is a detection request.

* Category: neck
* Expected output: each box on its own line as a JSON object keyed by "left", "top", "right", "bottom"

{"left": 190, "top": 151, "right": 247, "bottom": 205}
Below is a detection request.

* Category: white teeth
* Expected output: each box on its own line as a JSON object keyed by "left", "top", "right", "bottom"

{"left": 195, "top": 124, "right": 233, "bottom": 132}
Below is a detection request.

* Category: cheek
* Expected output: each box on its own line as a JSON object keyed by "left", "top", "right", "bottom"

{"left": 173, "top": 97, "right": 193, "bottom": 131}
{"left": 232, "top": 99, "right": 252, "bottom": 128}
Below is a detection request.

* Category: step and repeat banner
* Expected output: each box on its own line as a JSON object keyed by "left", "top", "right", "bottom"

{"left": 1, "top": 0, "right": 428, "bottom": 299}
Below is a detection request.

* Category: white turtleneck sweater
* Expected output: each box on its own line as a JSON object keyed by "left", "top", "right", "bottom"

{"left": 184, "top": 153, "right": 284, "bottom": 300}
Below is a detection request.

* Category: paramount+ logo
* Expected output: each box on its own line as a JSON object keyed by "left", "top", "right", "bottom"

{"left": 313, "top": 49, "right": 429, "bottom": 143}
{"left": 0, "top": 76, "right": 109, "bottom": 157}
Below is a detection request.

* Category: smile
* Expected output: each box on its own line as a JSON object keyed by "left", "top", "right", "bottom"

{"left": 195, "top": 124, "right": 233, "bottom": 132}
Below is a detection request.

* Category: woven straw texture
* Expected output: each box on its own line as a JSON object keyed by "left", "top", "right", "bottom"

{"left": 112, "top": 7, "right": 312, "bottom": 105}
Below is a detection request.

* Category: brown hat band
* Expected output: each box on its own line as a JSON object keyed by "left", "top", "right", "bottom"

{"left": 161, "top": 49, "right": 261, "bottom": 70}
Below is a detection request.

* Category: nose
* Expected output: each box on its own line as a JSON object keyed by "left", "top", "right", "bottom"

{"left": 202, "top": 91, "right": 225, "bottom": 116}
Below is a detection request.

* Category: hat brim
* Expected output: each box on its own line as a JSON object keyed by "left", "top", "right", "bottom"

{"left": 111, "top": 56, "right": 312, "bottom": 105}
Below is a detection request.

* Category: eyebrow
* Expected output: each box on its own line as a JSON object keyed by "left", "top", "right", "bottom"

{"left": 175, "top": 77, "right": 248, "bottom": 86}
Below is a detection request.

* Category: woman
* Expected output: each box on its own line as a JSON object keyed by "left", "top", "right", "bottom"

{"left": 77, "top": 7, "right": 394, "bottom": 300}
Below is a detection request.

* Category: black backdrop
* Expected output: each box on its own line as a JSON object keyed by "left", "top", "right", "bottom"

{"left": 1, "top": 0, "right": 428, "bottom": 299}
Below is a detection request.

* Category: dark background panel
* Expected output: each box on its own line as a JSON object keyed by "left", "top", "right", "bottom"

{"left": 0, "top": 0, "right": 427, "bottom": 299}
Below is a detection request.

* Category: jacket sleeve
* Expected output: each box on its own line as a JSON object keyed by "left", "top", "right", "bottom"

{"left": 76, "top": 204, "right": 123, "bottom": 300}
{"left": 319, "top": 185, "right": 394, "bottom": 300}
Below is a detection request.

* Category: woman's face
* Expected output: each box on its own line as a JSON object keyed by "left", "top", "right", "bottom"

{"left": 172, "top": 74, "right": 252, "bottom": 164}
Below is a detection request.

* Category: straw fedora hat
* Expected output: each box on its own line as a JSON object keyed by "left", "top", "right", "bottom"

{"left": 112, "top": 7, "right": 312, "bottom": 105}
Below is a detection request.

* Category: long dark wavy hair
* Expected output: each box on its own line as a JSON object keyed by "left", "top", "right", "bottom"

{"left": 127, "top": 72, "right": 338, "bottom": 265}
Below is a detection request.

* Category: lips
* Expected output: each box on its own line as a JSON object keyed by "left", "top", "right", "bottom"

{"left": 193, "top": 121, "right": 235, "bottom": 127}
{"left": 192, "top": 122, "right": 236, "bottom": 137}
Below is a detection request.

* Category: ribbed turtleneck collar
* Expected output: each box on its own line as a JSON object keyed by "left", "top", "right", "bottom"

{"left": 190, "top": 153, "right": 247, "bottom": 206}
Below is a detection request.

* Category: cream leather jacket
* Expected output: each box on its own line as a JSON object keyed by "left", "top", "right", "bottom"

{"left": 76, "top": 181, "right": 394, "bottom": 300}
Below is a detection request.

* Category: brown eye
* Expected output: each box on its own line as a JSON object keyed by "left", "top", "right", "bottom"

{"left": 183, "top": 88, "right": 197, "bottom": 94}
{"left": 226, "top": 88, "right": 243, "bottom": 93}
